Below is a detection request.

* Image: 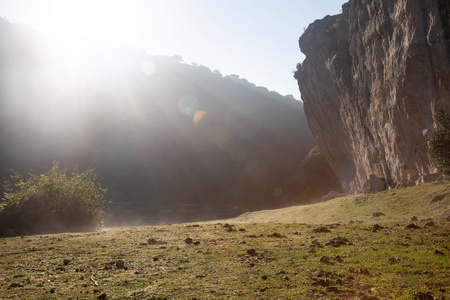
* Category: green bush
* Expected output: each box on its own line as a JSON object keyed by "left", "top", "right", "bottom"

{"left": 429, "top": 107, "right": 450, "bottom": 176}
{"left": 286, "top": 146, "right": 341, "bottom": 203}
{"left": 301, "top": 146, "right": 341, "bottom": 198}
{"left": 293, "top": 62, "right": 304, "bottom": 80}
{"left": 0, "top": 162, "right": 107, "bottom": 236}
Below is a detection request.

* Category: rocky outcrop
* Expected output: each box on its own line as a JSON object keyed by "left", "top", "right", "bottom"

{"left": 297, "top": 0, "right": 450, "bottom": 193}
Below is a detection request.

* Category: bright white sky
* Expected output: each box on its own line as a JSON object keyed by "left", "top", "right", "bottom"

{"left": 0, "top": 0, "right": 345, "bottom": 99}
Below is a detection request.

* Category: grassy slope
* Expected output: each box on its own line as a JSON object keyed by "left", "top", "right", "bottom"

{"left": 0, "top": 183, "right": 449, "bottom": 300}
{"left": 225, "top": 182, "right": 450, "bottom": 224}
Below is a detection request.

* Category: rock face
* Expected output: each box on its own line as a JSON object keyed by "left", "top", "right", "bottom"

{"left": 297, "top": 0, "right": 450, "bottom": 193}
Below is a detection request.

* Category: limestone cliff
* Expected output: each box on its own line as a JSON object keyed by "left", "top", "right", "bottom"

{"left": 297, "top": 0, "right": 450, "bottom": 194}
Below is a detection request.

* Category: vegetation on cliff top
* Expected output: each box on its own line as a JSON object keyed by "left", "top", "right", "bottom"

{"left": 429, "top": 107, "right": 450, "bottom": 176}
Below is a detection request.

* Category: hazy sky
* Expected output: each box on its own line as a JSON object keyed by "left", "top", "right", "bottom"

{"left": 0, "top": 0, "right": 346, "bottom": 99}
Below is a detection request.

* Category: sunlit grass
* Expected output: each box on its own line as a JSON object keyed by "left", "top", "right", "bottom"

{"left": 1, "top": 183, "right": 449, "bottom": 299}
{"left": 223, "top": 182, "right": 450, "bottom": 224}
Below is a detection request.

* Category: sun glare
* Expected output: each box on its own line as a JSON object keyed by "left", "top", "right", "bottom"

{"left": 24, "top": 0, "right": 172, "bottom": 88}
{"left": 23, "top": 0, "right": 183, "bottom": 76}
{"left": 43, "top": 1, "right": 119, "bottom": 37}
{"left": 30, "top": 0, "right": 149, "bottom": 48}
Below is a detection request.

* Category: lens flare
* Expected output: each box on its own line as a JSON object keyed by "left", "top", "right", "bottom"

{"left": 193, "top": 110, "right": 207, "bottom": 124}
{"left": 178, "top": 95, "right": 199, "bottom": 117}
{"left": 273, "top": 188, "right": 283, "bottom": 197}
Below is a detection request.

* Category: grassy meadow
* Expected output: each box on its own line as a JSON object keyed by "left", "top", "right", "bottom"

{"left": 1, "top": 182, "right": 449, "bottom": 299}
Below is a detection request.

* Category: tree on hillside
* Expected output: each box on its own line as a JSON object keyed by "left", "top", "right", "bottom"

{"left": 287, "top": 146, "right": 341, "bottom": 203}
{"left": 0, "top": 162, "right": 107, "bottom": 236}
{"left": 429, "top": 107, "right": 450, "bottom": 176}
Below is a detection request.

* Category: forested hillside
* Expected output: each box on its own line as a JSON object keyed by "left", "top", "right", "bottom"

{"left": 0, "top": 19, "right": 316, "bottom": 224}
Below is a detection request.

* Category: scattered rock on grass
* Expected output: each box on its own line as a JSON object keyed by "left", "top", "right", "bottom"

{"left": 434, "top": 249, "right": 444, "bottom": 256}
{"left": 131, "top": 291, "right": 145, "bottom": 297}
{"left": 372, "top": 212, "right": 385, "bottom": 217}
{"left": 411, "top": 216, "right": 418, "bottom": 221}
{"left": 319, "top": 255, "right": 331, "bottom": 263}
{"left": 411, "top": 291, "right": 433, "bottom": 300}
{"left": 9, "top": 282, "right": 23, "bottom": 288}
{"left": 388, "top": 257, "right": 400, "bottom": 263}
{"left": 261, "top": 275, "right": 268, "bottom": 280}
{"left": 424, "top": 221, "right": 435, "bottom": 227}
{"left": 372, "top": 224, "right": 384, "bottom": 232}
{"left": 312, "top": 278, "right": 331, "bottom": 287}
{"left": 147, "top": 238, "right": 158, "bottom": 245}
{"left": 185, "top": 238, "right": 193, "bottom": 245}
{"left": 358, "top": 268, "right": 370, "bottom": 275}
{"left": 244, "top": 234, "right": 258, "bottom": 238}
{"left": 311, "top": 239, "right": 321, "bottom": 246}
{"left": 405, "top": 224, "right": 421, "bottom": 229}
{"left": 63, "top": 259, "right": 71, "bottom": 266}
{"left": 147, "top": 238, "right": 168, "bottom": 245}
{"left": 267, "top": 232, "right": 283, "bottom": 238}
{"left": 247, "top": 249, "right": 257, "bottom": 256}
{"left": 97, "top": 293, "right": 107, "bottom": 300}
{"left": 186, "top": 224, "right": 201, "bottom": 228}
{"left": 359, "top": 296, "right": 378, "bottom": 300}
{"left": 223, "top": 223, "right": 237, "bottom": 232}
{"left": 115, "top": 259, "right": 125, "bottom": 269}
{"left": 312, "top": 227, "right": 331, "bottom": 233}
{"left": 325, "top": 237, "right": 350, "bottom": 247}
{"left": 326, "top": 286, "right": 339, "bottom": 293}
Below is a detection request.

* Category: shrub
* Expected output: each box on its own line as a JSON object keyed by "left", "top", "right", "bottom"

{"left": 293, "top": 62, "right": 304, "bottom": 80}
{"left": 0, "top": 162, "right": 107, "bottom": 236}
{"left": 429, "top": 107, "right": 450, "bottom": 176}
{"left": 286, "top": 146, "right": 341, "bottom": 203}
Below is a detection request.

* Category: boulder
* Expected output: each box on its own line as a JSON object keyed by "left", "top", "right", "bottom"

{"left": 323, "top": 190, "right": 347, "bottom": 201}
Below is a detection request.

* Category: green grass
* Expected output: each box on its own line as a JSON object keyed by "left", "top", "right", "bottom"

{"left": 0, "top": 183, "right": 449, "bottom": 299}
{"left": 224, "top": 182, "right": 450, "bottom": 224}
